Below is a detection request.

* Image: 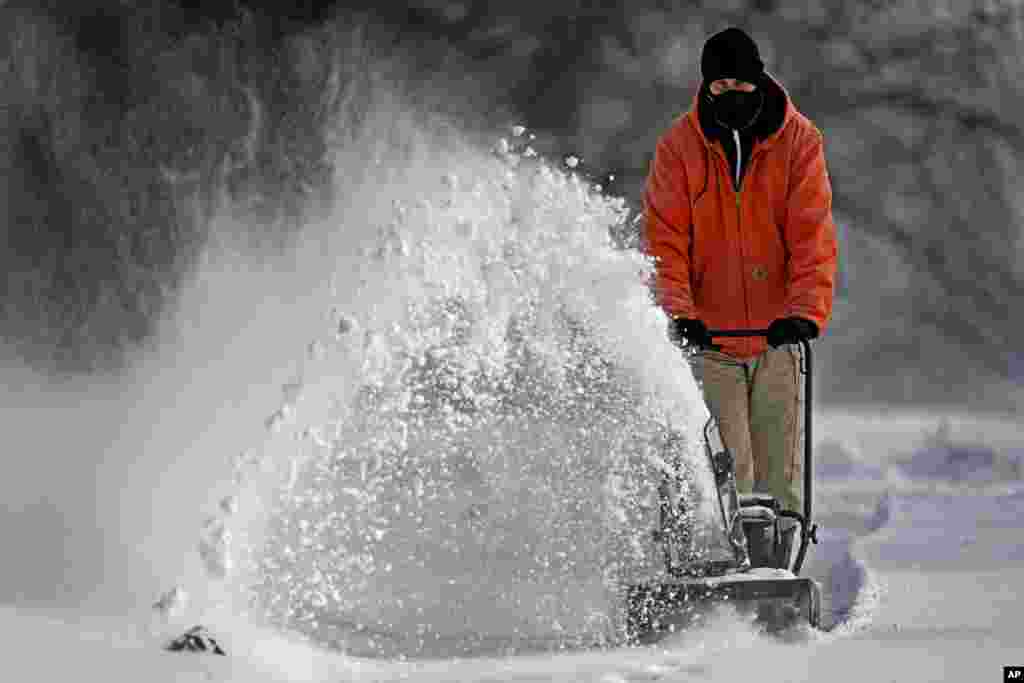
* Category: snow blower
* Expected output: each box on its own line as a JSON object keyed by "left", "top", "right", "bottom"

{"left": 626, "top": 331, "right": 821, "bottom": 641}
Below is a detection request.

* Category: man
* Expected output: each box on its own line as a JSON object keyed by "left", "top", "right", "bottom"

{"left": 642, "top": 27, "right": 838, "bottom": 523}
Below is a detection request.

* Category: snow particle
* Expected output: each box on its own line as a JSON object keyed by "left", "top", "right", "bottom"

{"left": 199, "top": 521, "right": 233, "bottom": 580}
{"left": 337, "top": 315, "right": 356, "bottom": 335}
{"left": 219, "top": 495, "right": 238, "bottom": 516}
{"left": 265, "top": 405, "right": 295, "bottom": 433}
{"left": 564, "top": 155, "right": 580, "bottom": 169}
{"left": 307, "top": 340, "right": 326, "bottom": 360}
{"left": 512, "top": 125, "right": 527, "bottom": 137}
{"left": 153, "top": 586, "right": 188, "bottom": 616}
{"left": 265, "top": 410, "right": 284, "bottom": 432}
{"left": 281, "top": 380, "right": 304, "bottom": 404}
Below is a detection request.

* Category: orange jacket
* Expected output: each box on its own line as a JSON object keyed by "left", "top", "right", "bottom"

{"left": 643, "top": 78, "right": 838, "bottom": 358}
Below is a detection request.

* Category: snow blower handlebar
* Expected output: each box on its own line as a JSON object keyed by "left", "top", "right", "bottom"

{"left": 706, "top": 330, "right": 817, "bottom": 575}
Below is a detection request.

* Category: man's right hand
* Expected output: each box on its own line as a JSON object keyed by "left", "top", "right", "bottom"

{"left": 669, "top": 317, "right": 715, "bottom": 350}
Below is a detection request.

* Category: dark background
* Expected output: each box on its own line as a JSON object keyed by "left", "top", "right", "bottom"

{"left": 1, "top": 0, "right": 1022, "bottom": 412}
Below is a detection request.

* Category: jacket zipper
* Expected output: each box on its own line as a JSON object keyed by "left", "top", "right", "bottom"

{"left": 734, "top": 129, "right": 751, "bottom": 347}
{"left": 709, "top": 129, "right": 772, "bottom": 353}
{"left": 739, "top": 143, "right": 773, "bottom": 352}
{"left": 732, "top": 129, "right": 742, "bottom": 192}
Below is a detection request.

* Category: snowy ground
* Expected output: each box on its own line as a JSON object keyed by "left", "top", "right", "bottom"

{"left": 1, "top": 109, "right": 1021, "bottom": 681}
{"left": 2, "top": 410, "right": 1021, "bottom": 682}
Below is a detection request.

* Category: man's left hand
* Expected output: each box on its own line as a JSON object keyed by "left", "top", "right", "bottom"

{"left": 766, "top": 317, "right": 818, "bottom": 348}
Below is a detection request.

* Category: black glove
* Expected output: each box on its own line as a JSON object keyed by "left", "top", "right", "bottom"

{"left": 766, "top": 317, "right": 818, "bottom": 348}
{"left": 669, "top": 317, "right": 714, "bottom": 349}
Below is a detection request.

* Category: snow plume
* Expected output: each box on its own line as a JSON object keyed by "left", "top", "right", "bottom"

{"left": 0, "top": 12, "right": 715, "bottom": 658}
{"left": 199, "top": 103, "right": 717, "bottom": 656}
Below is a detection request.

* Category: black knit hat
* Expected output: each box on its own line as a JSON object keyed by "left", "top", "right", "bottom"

{"left": 700, "top": 27, "right": 764, "bottom": 85}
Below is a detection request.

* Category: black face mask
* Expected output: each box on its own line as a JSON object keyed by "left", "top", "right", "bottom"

{"left": 709, "top": 89, "right": 764, "bottom": 131}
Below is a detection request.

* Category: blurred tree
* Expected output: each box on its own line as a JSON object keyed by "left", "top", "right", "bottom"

{"left": 2, "top": 0, "right": 1021, "bottom": 403}
{"left": 770, "top": 0, "right": 1024, "bottom": 382}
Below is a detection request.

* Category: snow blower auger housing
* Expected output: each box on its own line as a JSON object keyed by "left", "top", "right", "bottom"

{"left": 626, "top": 332, "right": 821, "bottom": 642}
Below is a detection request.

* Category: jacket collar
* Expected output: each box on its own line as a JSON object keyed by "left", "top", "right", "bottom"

{"left": 687, "top": 72, "right": 793, "bottom": 150}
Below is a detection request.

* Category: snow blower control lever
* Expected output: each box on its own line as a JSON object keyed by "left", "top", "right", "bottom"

{"left": 706, "top": 329, "right": 818, "bottom": 574}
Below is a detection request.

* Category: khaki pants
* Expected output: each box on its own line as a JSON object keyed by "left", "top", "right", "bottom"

{"left": 691, "top": 346, "right": 803, "bottom": 512}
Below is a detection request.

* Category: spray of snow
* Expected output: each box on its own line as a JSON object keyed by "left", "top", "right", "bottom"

{"left": 173, "top": 113, "right": 728, "bottom": 658}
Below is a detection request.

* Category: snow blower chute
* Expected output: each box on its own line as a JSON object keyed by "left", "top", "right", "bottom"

{"left": 626, "top": 331, "right": 821, "bottom": 641}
